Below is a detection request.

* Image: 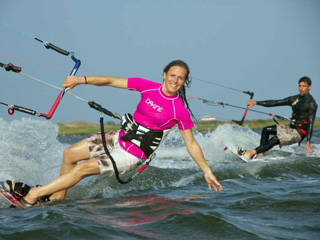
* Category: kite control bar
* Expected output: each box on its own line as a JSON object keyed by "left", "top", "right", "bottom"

{"left": 232, "top": 91, "right": 254, "bottom": 125}
{"left": 37, "top": 54, "right": 81, "bottom": 119}
{"left": 1, "top": 53, "right": 80, "bottom": 120}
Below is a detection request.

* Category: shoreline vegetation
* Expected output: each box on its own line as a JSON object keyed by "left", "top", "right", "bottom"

{"left": 57, "top": 118, "right": 320, "bottom": 136}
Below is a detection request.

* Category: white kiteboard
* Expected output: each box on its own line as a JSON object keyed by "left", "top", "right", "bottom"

{"left": 223, "top": 146, "right": 249, "bottom": 163}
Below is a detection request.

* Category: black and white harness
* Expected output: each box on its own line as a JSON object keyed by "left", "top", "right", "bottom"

{"left": 120, "top": 113, "right": 170, "bottom": 158}
{"left": 91, "top": 100, "right": 171, "bottom": 184}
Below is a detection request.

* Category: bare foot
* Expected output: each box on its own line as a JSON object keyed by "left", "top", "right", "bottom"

{"left": 244, "top": 150, "right": 256, "bottom": 159}
{"left": 255, "top": 153, "right": 264, "bottom": 158}
{"left": 23, "top": 187, "right": 40, "bottom": 205}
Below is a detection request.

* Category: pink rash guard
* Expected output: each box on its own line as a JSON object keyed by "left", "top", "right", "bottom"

{"left": 118, "top": 77, "right": 194, "bottom": 159}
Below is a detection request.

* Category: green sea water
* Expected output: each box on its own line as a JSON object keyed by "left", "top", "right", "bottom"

{"left": 0, "top": 118, "right": 319, "bottom": 240}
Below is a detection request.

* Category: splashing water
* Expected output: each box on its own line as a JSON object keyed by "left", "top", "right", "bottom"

{"left": 0, "top": 117, "right": 65, "bottom": 184}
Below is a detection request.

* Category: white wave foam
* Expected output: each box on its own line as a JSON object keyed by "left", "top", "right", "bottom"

{"left": 0, "top": 117, "right": 65, "bottom": 185}
{"left": 153, "top": 124, "right": 262, "bottom": 169}
{"left": 153, "top": 124, "right": 320, "bottom": 170}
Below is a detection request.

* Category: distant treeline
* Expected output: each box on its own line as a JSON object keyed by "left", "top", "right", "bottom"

{"left": 57, "top": 118, "right": 320, "bottom": 136}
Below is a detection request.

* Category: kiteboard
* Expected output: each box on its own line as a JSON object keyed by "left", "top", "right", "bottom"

{"left": 223, "top": 146, "right": 249, "bottom": 163}
{"left": 0, "top": 182, "right": 47, "bottom": 208}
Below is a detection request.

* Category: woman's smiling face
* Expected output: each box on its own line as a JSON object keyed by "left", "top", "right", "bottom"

{"left": 162, "top": 66, "right": 187, "bottom": 96}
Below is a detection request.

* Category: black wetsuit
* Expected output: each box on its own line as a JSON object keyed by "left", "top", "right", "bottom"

{"left": 254, "top": 93, "right": 318, "bottom": 154}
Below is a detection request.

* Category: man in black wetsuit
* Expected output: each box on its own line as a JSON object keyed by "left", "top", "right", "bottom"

{"left": 238, "top": 76, "right": 318, "bottom": 159}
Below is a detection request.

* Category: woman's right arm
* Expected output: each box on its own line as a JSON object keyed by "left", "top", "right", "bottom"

{"left": 63, "top": 76, "right": 128, "bottom": 92}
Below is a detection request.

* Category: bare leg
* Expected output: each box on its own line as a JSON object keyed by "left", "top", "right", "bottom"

{"left": 244, "top": 150, "right": 264, "bottom": 159}
{"left": 24, "top": 158, "right": 100, "bottom": 204}
{"left": 50, "top": 139, "right": 91, "bottom": 200}
{"left": 244, "top": 150, "right": 257, "bottom": 159}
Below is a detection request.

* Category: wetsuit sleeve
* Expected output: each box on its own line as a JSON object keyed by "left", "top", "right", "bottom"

{"left": 256, "top": 96, "right": 295, "bottom": 107}
{"left": 306, "top": 101, "right": 318, "bottom": 142}
{"left": 127, "top": 77, "right": 160, "bottom": 92}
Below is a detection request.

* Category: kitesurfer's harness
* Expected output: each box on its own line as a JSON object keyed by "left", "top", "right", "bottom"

{"left": 289, "top": 118, "right": 309, "bottom": 146}
{"left": 289, "top": 118, "right": 309, "bottom": 134}
{"left": 91, "top": 101, "right": 170, "bottom": 184}
{"left": 120, "top": 113, "right": 170, "bottom": 158}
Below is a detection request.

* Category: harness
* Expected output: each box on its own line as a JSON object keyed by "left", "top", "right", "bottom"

{"left": 120, "top": 113, "right": 170, "bottom": 158}
{"left": 289, "top": 118, "right": 309, "bottom": 137}
{"left": 94, "top": 107, "right": 171, "bottom": 185}
{"left": 288, "top": 118, "right": 309, "bottom": 146}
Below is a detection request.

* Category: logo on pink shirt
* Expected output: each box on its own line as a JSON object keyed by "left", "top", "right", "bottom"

{"left": 145, "top": 98, "right": 163, "bottom": 112}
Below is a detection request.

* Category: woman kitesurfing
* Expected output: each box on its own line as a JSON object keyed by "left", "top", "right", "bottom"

{"left": 4, "top": 60, "right": 222, "bottom": 206}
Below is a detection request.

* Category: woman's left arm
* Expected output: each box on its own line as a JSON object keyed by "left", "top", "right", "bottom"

{"left": 179, "top": 129, "right": 223, "bottom": 192}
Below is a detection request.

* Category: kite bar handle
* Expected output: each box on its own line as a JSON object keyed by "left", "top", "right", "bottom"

{"left": 61, "top": 56, "right": 81, "bottom": 99}
{"left": 69, "top": 55, "right": 81, "bottom": 76}
{"left": 243, "top": 91, "right": 254, "bottom": 99}
{"left": 38, "top": 54, "right": 81, "bottom": 119}
{"left": 38, "top": 91, "right": 63, "bottom": 119}
{"left": 35, "top": 37, "right": 70, "bottom": 56}
{"left": 232, "top": 91, "right": 254, "bottom": 125}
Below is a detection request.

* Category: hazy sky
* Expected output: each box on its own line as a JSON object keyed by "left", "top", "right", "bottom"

{"left": 1, "top": 0, "right": 319, "bottom": 123}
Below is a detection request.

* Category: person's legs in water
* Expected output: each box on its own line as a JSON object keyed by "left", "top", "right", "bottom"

{"left": 22, "top": 157, "right": 101, "bottom": 204}
{"left": 50, "top": 131, "right": 119, "bottom": 200}
{"left": 15, "top": 131, "right": 140, "bottom": 204}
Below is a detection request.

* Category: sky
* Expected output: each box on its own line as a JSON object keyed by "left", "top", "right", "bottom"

{"left": 0, "top": 0, "right": 319, "bottom": 123}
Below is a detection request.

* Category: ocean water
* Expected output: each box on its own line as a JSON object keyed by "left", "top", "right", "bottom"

{"left": 0, "top": 117, "right": 319, "bottom": 240}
